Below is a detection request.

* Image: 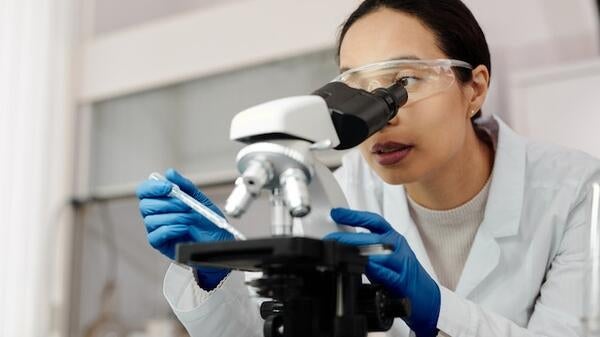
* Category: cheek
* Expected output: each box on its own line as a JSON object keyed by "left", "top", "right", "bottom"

{"left": 411, "top": 93, "right": 467, "bottom": 166}
{"left": 357, "top": 141, "right": 373, "bottom": 165}
{"left": 417, "top": 95, "right": 466, "bottom": 149}
{"left": 417, "top": 122, "right": 465, "bottom": 170}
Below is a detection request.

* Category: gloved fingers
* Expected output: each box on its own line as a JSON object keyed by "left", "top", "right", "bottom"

{"left": 139, "top": 197, "right": 190, "bottom": 216}
{"left": 165, "top": 169, "right": 224, "bottom": 217}
{"left": 136, "top": 180, "right": 173, "bottom": 199}
{"left": 369, "top": 253, "right": 404, "bottom": 271}
{"left": 147, "top": 224, "right": 188, "bottom": 249}
{"left": 330, "top": 208, "right": 392, "bottom": 234}
{"left": 143, "top": 213, "right": 199, "bottom": 233}
{"left": 188, "top": 225, "right": 233, "bottom": 242}
{"left": 323, "top": 232, "right": 382, "bottom": 246}
{"left": 196, "top": 266, "right": 230, "bottom": 274}
{"left": 365, "top": 261, "right": 407, "bottom": 298}
{"left": 165, "top": 168, "right": 198, "bottom": 195}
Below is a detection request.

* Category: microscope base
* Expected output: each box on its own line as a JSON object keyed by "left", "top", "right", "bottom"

{"left": 176, "top": 237, "right": 407, "bottom": 337}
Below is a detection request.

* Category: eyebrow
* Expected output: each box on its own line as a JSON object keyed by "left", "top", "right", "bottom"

{"left": 339, "top": 55, "right": 422, "bottom": 73}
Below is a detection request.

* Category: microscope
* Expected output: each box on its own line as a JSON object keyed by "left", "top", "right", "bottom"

{"left": 176, "top": 81, "right": 410, "bottom": 337}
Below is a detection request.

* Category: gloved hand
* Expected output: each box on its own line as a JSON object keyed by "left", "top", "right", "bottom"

{"left": 324, "top": 208, "right": 440, "bottom": 337}
{"left": 136, "top": 168, "right": 234, "bottom": 290}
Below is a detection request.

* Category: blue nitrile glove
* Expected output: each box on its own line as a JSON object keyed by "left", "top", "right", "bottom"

{"left": 136, "top": 168, "right": 234, "bottom": 290}
{"left": 324, "top": 208, "right": 440, "bottom": 337}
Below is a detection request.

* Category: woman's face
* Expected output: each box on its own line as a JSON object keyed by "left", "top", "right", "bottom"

{"left": 339, "top": 8, "right": 477, "bottom": 185}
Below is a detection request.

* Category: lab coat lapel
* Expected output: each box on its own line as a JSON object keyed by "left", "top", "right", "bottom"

{"left": 382, "top": 183, "right": 438, "bottom": 283}
{"left": 454, "top": 117, "right": 526, "bottom": 298}
{"left": 453, "top": 226, "right": 501, "bottom": 298}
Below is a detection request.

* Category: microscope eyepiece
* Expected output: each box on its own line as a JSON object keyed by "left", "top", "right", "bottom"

{"left": 372, "top": 82, "right": 408, "bottom": 122}
{"left": 312, "top": 82, "right": 409, "bottom": 150}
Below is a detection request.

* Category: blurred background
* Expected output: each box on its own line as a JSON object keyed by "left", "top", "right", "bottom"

{"left": 1, "top": 1, "right": 599, "bottom": 337}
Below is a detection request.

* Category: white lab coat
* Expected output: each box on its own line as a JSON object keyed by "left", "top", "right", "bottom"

{"left": 162, "top": 116, "right": 600, "bottom": 337}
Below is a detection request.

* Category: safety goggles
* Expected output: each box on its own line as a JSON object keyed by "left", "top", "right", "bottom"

{"left": 333, "top": 59, "right": 473, "bottom": 107}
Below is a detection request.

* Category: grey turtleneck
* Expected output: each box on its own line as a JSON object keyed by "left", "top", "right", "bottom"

{"left": 406, "top": 177, "right": 492, "bottom": 291}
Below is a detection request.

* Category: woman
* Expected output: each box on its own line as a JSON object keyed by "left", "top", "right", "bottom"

{"left": 136, "top": 1, "right": 600, "bottom": 336}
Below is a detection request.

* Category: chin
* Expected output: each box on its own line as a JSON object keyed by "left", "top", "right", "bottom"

{"left": 371, "top": 166, "right": 419, "bottom": 185}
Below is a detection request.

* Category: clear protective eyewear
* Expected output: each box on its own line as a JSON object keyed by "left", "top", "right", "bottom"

{"left": 333, "top": 59, "right": 473, "bottom": 107}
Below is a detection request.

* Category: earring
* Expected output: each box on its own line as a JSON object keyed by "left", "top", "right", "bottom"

{"left": 470, "top": 109, "right": 477, "bottom": 117}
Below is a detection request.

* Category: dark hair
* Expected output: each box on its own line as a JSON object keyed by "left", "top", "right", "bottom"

{"left": 337, "top": 0, "right": 491, "bottom": 118}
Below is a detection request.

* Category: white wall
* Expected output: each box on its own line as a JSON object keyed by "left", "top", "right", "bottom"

{"left": 93, "top": 0, "right": 236, "bottom": 35}
{"left": 80, "top": 0, "right": 600, "bottom": 120}
{"left": 79, "top": 0, "right": 361, "bottom": 102}
{"left": 463, "top": 0, "right": 600, "bottom": 121}
{"left": 508, "top": 59, "right": 600, "bottom": 158}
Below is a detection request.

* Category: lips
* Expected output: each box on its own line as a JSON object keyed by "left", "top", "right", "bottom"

{"left": 371, "top": 141, "right": 413, "bottom": 166}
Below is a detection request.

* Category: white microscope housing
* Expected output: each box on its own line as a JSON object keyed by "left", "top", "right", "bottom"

{"left": 225, "top": 95, "right": 347, "bottom": 239}
{"left": 224, "top": 82, "right": 408, "bottom": 239}
{"left": 229, "top": 95, "right": 341, "bottom": 148}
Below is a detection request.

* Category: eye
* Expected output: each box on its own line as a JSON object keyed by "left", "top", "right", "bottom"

{"left": 396, "top": 76, "right": 420, "bottom": 87}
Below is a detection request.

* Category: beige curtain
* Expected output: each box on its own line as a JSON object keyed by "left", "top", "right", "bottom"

{"left": 0, "top": 1, "right": 77, "bottom": 336}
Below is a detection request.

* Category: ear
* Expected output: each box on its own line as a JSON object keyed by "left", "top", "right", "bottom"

{"left": 464, "top": 65, "right": 490, "bottom": 118}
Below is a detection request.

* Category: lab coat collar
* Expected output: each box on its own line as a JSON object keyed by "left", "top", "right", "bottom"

{"left": 381, "top": 115, "right": 526, "bottom": 297}
{"left": 475, "top": 115, "right": 526, "bottom": 239}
